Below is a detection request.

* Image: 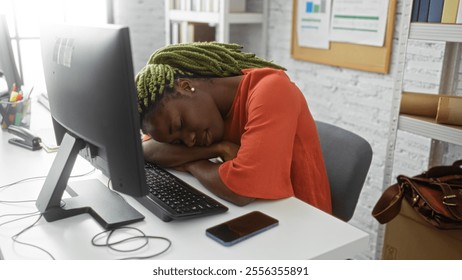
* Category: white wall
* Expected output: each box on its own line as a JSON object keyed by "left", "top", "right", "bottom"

{"left": 113, "top": 0, "right": 166, "bottom": 73}
{"left": 113, "top": 0, "right": 462, "bottom": 259}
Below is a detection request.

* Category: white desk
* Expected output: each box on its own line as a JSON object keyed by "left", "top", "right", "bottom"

{"left": 0, "top": 101, "right": 369, "bottom": 260}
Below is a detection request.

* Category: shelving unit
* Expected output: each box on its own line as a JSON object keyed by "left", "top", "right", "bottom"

{"left": 383, "top": 4, "right": 462, "bottom": 189}
{"left": 393, "top": 22, "right": 462, "bottom": 158}
{"left": 398, "top": 19, "right": 462, "bottom": 146}
{"left": 379, "top": 0, "right": 462, "bottom": 259}
{"left": 164, "top": 0, "right": 268, "bottom": 56}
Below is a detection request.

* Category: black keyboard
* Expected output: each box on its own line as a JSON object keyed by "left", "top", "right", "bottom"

{"left": 135, "top": 163, "right": 228, "bottom": 222}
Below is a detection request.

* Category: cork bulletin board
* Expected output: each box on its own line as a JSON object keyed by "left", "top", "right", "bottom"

{"left": 291, "top": 0, "right": 397, "bottom": 74}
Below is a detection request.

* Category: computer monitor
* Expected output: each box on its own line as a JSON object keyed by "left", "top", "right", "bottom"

{"left": 0, "top": 14, "right": 23, "bottom": 94}
{"left": 37, "top": 23, "right": 147, "bottom": 229}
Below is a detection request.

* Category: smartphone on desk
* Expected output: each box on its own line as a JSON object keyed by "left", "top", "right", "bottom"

{"left": 206, "top": 211, "right": 278, "bottom": 246}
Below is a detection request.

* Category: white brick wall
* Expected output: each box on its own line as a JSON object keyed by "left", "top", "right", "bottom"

{"left": 114, "top": 0, "right": 462, "bottom": 259}
{"left": 113, "top": 0, "right": 166, "bottom": 73}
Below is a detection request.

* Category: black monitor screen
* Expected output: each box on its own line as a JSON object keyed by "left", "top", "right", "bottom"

{"left": 37, "top": 23, "right": 147, "bottom": 228}
{"left": 0, "top": 15, "right": 23, "bottom": 93}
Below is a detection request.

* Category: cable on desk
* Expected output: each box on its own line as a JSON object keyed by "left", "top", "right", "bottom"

{"left": 11, "top": 214, "right": 56, "bottom": 260}
{"left": 92, "top": 226, "right": 149, "bottom": 252}
{"left": 0, "top": 175, "right": 49, "bottom": 190}
{"left": 0, "top": 168, "right": 96, "bottom": 203}
{"left": 0, "top": 199, "right": 36, "bottom": 203}
{"left": 0, "top": 211, "right": 39, "bottom": 221}
{"left": 102, "top": 179, "right": 173, "bottom": 259}
{"left": 0, "top": 168, "right": 96, "bottom": 190}
{"left": 91, "top": 226, "right": 172, "bottom": 260}
{"left": 0, "top": 213, "right": 55, "bottom": 260}
{"left": 0, "top": 168, "right": 96, "bottom": 260}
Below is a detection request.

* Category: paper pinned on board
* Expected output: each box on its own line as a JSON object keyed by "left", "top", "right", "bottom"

{"left": 329, "top": 0, "right": 390, "bottom": 47}
{"left": 296, "top": 0, "right": 332, "bottom": 49}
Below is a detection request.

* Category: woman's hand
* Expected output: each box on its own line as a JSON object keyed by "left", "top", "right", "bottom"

{"left": 176, "top": 159, "right": 255, "bottom": 206}
{"left": 172, "top": 141, "right": 239, "bottom": 172}
{"left": 216, "top": 141, "right": 240, "bottom": 162}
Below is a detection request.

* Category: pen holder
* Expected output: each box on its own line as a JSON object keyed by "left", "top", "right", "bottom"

{"left": 0, "top": 98, "right": 31, "bottom": 129}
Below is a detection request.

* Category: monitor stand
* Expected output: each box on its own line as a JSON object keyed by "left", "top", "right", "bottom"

{"left": 36, "top": 133, "right": 145, "bottom": 229}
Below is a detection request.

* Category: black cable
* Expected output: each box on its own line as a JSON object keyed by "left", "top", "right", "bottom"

{"left": 0, "top": 168, "right": 96, "bottom": 190}
{"left": 101, "top": 181, "right": 173, "bottom": 259}
{"left": 0, "top": 211, "right": 40, "bottom": 219}
{"left": 0, "top": 168, "right": 96, "bottom": 203}
{"left": 0, "top": 213, "right": 55, "bottom": 259}
{"left": 0, "top": 212, "right": 40, "bottom": 227}
{"left": 1, "top": 168, "right": 172, "bottom": 260}
{"left": 0, "top": 168, "right": 96, "bottom": 259}
{"left": 10, "top": 214, "right": 55, "bottom": 260}
{"left": 0, "top": 175, "right": 48, "bottom": 190}
{"left": 0, "top": 199, "right": 36, "bottom": 203}
{"left": 91, "top": 226, "right": 172, "bottom": 260}
{"left": 92, "top": 227, "right": 149, "bottom": 252}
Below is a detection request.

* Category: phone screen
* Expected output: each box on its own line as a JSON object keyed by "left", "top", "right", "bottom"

{"left": 206, "top": 211, "right": 278, "bottom": 246}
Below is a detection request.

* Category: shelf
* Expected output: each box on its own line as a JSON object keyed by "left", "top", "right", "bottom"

{"left": 168, "top": 10, "right": 263, "bottom": 25}
{"left": 409, "top": 23, "right": 462, "bottom": 42}
{"left": 398, "top": 114, "right": 462, "bottom": 145}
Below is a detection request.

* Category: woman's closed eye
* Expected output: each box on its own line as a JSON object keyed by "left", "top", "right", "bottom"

{"left": 170, "top": 118, "right": 183, "bottom": 145}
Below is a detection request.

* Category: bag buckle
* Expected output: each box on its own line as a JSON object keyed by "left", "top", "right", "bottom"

{"left": 443, "top": 194, "right": 457, "bottom": 206}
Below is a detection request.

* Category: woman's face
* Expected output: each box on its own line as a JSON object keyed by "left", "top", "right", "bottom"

{"left": 144, "top": 90, "right": 224, "bottom": 147}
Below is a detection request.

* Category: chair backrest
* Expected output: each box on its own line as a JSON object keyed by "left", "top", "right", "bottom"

{"left": 315, "top": 121, "right": 373, "bottom": 222}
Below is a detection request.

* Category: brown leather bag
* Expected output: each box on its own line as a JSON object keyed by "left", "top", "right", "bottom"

{"left": 372, "top": 160, "right": 462, "bottom": 230}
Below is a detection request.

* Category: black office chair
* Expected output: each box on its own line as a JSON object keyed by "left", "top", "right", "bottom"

{"left": 315, "top": 121, "right": 373, "bottom": 222}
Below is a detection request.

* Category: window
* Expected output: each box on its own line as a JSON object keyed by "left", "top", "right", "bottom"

{"left": 0, "top": 0, "right": 108, "bottom": 94}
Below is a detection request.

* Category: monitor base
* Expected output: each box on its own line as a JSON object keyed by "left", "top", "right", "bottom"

{"left": 41, "top": 179, "right": 145, "bottom": 229}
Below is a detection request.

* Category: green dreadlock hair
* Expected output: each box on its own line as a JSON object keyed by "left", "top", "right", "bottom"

{"left": 135, "top": 41, "right": 285, "bottom": 121}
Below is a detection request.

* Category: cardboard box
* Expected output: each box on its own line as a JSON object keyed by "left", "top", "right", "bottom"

{"left": 382, "top": 200, "right": 462, "bottom": 259}
{"left": 436, "top": 96, "right": 462, "bottom": 126}
{"left": 400, "top": 92, "right": 462, "bottom": 126}
{"left": 400, "top": 92, "right": 439, "bottom": 117}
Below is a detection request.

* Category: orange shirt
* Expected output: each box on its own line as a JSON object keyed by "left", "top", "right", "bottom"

{"left": 218, "top": 68, "right": 332, "bottom": 213}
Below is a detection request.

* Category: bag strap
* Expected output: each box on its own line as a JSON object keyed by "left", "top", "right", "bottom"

{"left": 398, "top": 176, "right": 462, "bottom": 221}
{"left": 436, "top": 182, "right": 462, "bottom": 221}
{"left": 426, "top": 160, "right": 462, "bottom": 178}
{"left": 405, "top": 175, "right": 462, "bottom": 188}
{"left": 372, "top": 183, "right": 404, "bottom": 224}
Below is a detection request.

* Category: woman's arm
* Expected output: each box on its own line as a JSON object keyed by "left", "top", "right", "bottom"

{"left": 143, "top": 139, "right": 240, "bottom": 167}
{"left": 144, "top": 138, "right": 249, "bottom": 205}
{"left": 182, "top": 159, "right": 255, "bottom": 206}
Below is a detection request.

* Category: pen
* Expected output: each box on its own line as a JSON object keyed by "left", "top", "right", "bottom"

{"left": 23, "top": 86, "right": 34, "bottom": 100}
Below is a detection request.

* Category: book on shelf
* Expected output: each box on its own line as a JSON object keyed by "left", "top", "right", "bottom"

{"left": 417, "top": 0, "right": 430, "bottom": 22}
{"left": 411, "top": 0, "right": 462, "bottom": 23}
{"left": 169, "top": 0, "right": 246, "bottom": 13}
{"left": 174, "top": 21, "right": 216, "bottom": 43}
{"left": 441, "top": 0, "right": 460, "bottom": 23}
{"left": 187, "top": 22, "right": 216, "bottom": 42}
{"left": 427, "top": 0, "right": 443, "bottom": 22}
{"left": 457, "top": 0, "right": 462, "bottom": 23}
{"left": 411, "top": 0, "right": 421, "bottom": 22}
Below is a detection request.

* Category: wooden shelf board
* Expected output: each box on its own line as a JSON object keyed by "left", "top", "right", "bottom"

{"left": 398, "top": 114, "right": 462, "bottom": 145}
